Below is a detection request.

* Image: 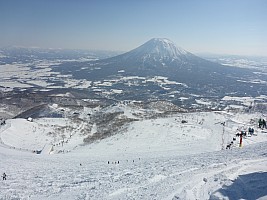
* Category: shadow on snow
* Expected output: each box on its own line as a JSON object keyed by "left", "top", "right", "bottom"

{"left": 210, "top": 172, "right": 267, "bottom": 200}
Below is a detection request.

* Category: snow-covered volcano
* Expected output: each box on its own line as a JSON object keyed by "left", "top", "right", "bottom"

{"left": 106, "top": 38, "right": 201, "bottom": 66}
{"left": 54, "top": 38, "right": 259, "bottom": 99}
{"left": 87, "top": 38, "right": 249, "bottom": 85}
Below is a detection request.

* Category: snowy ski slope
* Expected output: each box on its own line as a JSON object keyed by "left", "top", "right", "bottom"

{"left": 0, "top": 110, "right": 267, "bottom": 199}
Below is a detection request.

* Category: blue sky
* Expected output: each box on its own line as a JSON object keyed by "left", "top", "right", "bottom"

{"left": 0, "top": 0, "right": 267, "bottom": 56}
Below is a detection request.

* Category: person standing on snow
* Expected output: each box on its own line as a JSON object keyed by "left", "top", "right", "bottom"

{"left": 251, "top": 128, "right": 254, "bottom": 135}
{"left": 258, "top": 118, "right": 263, "bottom": 128}
{"left": 248, "top": 127, "right": 252, "bottom": 135}
{"left": 2, "top": 173, "right": 6, "bottom": 180}
{"left": 262, "top": 119, "right": 266, "bottom": 129}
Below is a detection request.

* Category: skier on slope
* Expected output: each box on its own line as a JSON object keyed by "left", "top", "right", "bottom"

{"left": 2, "top": 173, "right": 7, "bottom": 180}
{"left": 251, "top": 128, "right": 254, "bottom": 135}
{"left": 258, "top": 118, "right": 263, "bottom": 128}
{"left": 262, "top": 119, "right": 266, "bottom": 129}
{"left": 248, "top": 127, "right": 252, "bottom": 135}
{"left": 258, "top": 118, "right": 262, "bottom": 128}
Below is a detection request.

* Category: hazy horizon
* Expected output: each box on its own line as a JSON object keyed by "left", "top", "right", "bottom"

{"left": 1, "top": 0, "right": 267, "bottom": 56}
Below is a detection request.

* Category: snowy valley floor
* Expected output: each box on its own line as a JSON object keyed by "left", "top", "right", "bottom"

{"left": 0, "top": 111, "right": 267, "bottom": 200}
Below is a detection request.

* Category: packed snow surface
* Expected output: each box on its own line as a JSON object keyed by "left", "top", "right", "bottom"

{"left": 0, "top": 110, "right": 267, "bottom": 199}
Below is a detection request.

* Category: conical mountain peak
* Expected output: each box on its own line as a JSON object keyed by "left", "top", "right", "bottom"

{"left": 138, "top": 38, "right": 189, "bottom": 58}
{"left": 105, "top": 38, "right": 196, "bottom": 66}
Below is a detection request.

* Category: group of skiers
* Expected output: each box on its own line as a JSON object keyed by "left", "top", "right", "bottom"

{"left": 230, "top": 123, "right": 260, "bottom": 150}
{"left": 258, "top": 118, "right": 266, "bottom": 129}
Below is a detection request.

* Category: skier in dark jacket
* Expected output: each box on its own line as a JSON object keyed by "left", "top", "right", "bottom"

{"left": 259, "top": 118, "right": 263, "bottom": 128}
{"left": 248, "top": 127, "right": 252, "bottom": 135}
{"left": 262, "top": 119, "right": 266, "bottom": 129}
{"left": 2, "top": 173, "right": 6, "bottom": 180}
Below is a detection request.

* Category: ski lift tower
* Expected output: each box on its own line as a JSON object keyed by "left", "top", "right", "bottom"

{"left": 215, "top": 121, "right": 226, "bottom": 150}
{"left": 221, "top": 122, "right": 226, "bottom": 150}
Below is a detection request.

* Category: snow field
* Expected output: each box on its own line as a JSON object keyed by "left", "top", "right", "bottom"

{"left": 1, "top": 142, "right": 267, "bottom": 199}
{"left": 0, "top": 110, "right": 267, "bottom": 199}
